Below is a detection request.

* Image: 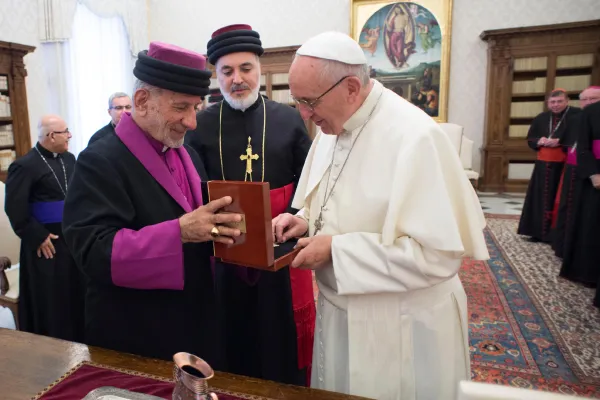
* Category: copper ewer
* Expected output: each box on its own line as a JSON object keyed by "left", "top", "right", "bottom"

{"left": 172, "top": 352, "right": 218, "bottom": 400}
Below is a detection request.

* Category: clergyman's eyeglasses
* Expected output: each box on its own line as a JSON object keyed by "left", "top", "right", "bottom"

{"left": 110, "top": 105, "right": 132, "bottom": 111}
{"left": 291, "top": 76, "right": 351, "bottom": 111}
{"left": 48, "top": 128, "right": 70, "bottom": 136}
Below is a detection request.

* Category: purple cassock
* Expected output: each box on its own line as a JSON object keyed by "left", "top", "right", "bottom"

{"left": 110, "top": 112, "right": 202, "bottom": 291}
{"left": 61, "top": 40, "right": 222, "bottom": 365}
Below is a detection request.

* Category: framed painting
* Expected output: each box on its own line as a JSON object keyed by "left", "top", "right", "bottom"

{"left": 351, "top": 0, "right": 453, "bottom": 122}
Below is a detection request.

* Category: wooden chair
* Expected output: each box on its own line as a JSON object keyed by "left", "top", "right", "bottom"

{"left": 0, "top": 257, "right": 18, "bottom": 329}
{"left": 0, "top": 181, "right": 20, "bottom": 329}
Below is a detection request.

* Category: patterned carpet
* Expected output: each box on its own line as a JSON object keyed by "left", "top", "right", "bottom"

{"left": 466, "top": 214, "right": 600, "bottom": 398}
{"left": 310, "top": 214, "right": 600, "bottom": 397}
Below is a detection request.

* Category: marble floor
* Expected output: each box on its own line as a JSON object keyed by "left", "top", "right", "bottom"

{"left": 477, "top": 192, "right": 524, "bottom": 215}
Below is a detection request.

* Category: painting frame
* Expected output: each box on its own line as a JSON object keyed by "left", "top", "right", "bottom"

{"left": 351, "top": 0, "right": 453, "bottom": 122}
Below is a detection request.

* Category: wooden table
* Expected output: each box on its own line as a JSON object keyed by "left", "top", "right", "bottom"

{"left": 0, "top": 329, "right": 370, "bottom": 400}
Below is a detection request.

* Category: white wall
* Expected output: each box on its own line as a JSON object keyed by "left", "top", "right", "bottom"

{"left": 3, "top": 0, "right": 598, "bottom": 170}
{"left": 148, "top": 0, "right": 350, "bottom": 52}
{"left": 0, "top": 0, "right": 50, "bottom": 146}
{"left": 448, "top": 0, "right": 600, "bottom": 174}
{"left": 149, "top": 0, "right": 600, "bottom": 175}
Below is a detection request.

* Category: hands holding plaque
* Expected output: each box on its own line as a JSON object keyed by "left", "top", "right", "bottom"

{"left": 272, "top": 213, "right": 308, "bottom": 243}
{"left": 207, "top": 181, "right": 303, "bottom": 271}
{"left": 272, "top": 213, "right": 333, "bottom": 271}
{"left": 179, "top": 196, "right": 243, "bottom": 244}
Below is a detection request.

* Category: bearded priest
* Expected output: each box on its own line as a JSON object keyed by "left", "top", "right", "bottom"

{"left": 62, "top": 41, "right": 243, "bottom": 365}
{"left": 184, "top": 24, "right": 315, "bottom": 386}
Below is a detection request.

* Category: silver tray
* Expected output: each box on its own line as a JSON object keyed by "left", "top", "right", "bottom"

{"left": 82, "top": 386, "right": 165, "bottom": 399}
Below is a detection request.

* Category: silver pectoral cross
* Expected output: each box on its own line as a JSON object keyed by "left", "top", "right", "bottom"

{"left": 314, "top": 212, "right": 323, "bottom": 234}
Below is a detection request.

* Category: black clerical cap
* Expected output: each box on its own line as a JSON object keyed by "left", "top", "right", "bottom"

{"left": 133, "top": 41, "right": 212, "bottom": 96}
{"left": 206, "top": 24, "right": 264, "bottom": 65}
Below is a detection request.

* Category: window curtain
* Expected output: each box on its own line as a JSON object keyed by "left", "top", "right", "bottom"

{"left": 62, "top": 3, "right": 134, "bottom": 157}
{"left": 37, "top": 0, "right": 146, "bottom": 156}
{"left": 38, "top": 0, "right": 148, "bottom": 57}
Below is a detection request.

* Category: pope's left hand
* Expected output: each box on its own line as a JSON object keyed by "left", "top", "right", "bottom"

{"left": 291, "top": 235, "right": 332, "bottom": 270}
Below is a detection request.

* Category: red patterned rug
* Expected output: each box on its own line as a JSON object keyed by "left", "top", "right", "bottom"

{"left": 466, "top": 214, "right": 600, "bottom": 398}
{"left": 312, "top": 214, "right": 600, "bottom": 398}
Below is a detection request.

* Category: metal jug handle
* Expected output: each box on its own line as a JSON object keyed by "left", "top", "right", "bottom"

{"left": 172, "top": 352, "right": 215, "bottom": 400}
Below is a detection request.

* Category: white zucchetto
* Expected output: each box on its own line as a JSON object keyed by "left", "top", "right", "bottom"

{"left": 296, "top": 31, "right": 368, "bottom": 65}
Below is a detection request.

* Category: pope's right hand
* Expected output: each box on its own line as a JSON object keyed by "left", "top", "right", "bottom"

{"left": 272, "top": 213, "right": 309, "bottom": 243}
{"left": 179, "top": 196, "right": 242, "bottom": 244}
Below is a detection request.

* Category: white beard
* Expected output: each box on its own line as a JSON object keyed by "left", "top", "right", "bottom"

{"left": 149, "top": 107, "right": 185, "bottom": 148}
{"left": 223, "top": 86, "right": 260, "bottom": 111}
{"left": 163, "top": 135, "right": 184, "bottom": 148}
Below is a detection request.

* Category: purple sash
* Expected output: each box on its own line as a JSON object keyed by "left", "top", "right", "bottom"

{"left": 566, "top": 148, "right": 577, "bottom": 165}
{"left": 593, "top": 140, "right": 600, "bottom": 159}
{"left": 30, "top": 201, "right": 64, "bottom": 224}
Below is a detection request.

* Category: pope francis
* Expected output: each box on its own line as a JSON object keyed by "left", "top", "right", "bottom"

{"left": 272, "top": 32, "right": 489, "bottom": 400}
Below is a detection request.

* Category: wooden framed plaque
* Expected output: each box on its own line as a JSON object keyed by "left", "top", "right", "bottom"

{"left": 207, "top": 180, "right": 300, "bottom": 271}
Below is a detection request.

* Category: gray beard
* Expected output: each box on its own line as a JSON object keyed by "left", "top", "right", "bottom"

{"left": 223, "top": 86, "right": 260, "bottom": 111}
{"left": 164, "top": 136, "right": 184, "bottom": 148}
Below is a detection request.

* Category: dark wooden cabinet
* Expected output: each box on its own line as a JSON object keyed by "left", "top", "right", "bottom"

{"left": 480, "top": 20, "right": 600, "bottom": 193}
{"left": 0, "top": 41, "right": 35, "bottom": 183}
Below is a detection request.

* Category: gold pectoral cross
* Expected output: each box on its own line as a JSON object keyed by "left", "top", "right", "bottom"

{"left": 240, "top": 136, "right": 259, "bottom": 181}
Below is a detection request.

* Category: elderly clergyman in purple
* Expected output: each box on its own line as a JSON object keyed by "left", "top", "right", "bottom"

{"left": 62, "top": 41, "right": 242, "bottom": 365}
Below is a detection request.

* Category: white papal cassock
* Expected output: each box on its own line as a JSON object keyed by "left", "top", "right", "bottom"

{"left": 292, "top": 80, "right": 489, "bottom": 400}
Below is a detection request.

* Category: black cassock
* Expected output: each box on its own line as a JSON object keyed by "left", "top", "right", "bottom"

{"left": 62, "top": 114, "right": 224, "bottom": 366}
{"left": 4, "top": 143, "right": 84, "bottom": 341}
{"left": 87, "top": 122, "right": 115, "bottom": 147}
{"left": 518, "top": 108, "right": 581, "bottom": 242}
{"left": 551, "top": 113, "right": 583, "bottom": 258}
{"left": 560, "top": 101, "right": 600, "bottom": 289}
{"left": 188, "top": 96, "right": 311, "bottom": 195}
{"left": 186, "top": 96, "right": 315, "bottom": 386}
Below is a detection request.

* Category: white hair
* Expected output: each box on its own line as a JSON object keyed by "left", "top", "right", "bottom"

{"left": 37, "top": 118, "right": 49, "bottom": 139}
{"left": 131, "top": 79, "right": 162, "bottom": 111}
{"left": 294, "top": 54, "right": 370, "bottom": 86}
{"left": 108, "top": 92, "right": 130, "bottom": 109}
{"left": 133, "top": 79, "right": 162, "bottom": 96}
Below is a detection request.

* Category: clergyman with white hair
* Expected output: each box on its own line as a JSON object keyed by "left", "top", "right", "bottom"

{"left": 87, "top": 91, "right": 132, "bottom": 146}
{"left": 185, "top": 23, "right": 314, "bottom": 386}
{"left": 272, "top": 31, "right": 490, "bottom": 400}
{"left": 4, "top": 114, "right": 85, "bottom": 341}
{"left": 61, "top": 41, "right": 243, "bottom": 369}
